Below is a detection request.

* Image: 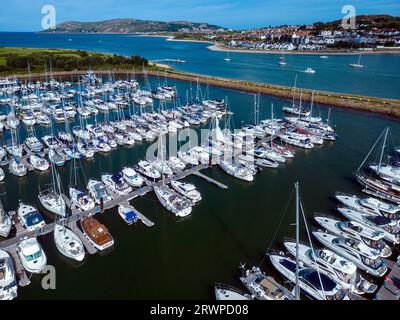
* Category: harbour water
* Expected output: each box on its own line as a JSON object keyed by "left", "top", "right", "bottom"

{"left": 1, "top": 32, "right": 400, "bottom": 98}
{"left": 1, "top": 75, "right": 399, "bottom": 299}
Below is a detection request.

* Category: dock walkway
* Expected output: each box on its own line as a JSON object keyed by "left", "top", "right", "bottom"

{"left": 375, "top": 256, "right": 400, "bottom": 300}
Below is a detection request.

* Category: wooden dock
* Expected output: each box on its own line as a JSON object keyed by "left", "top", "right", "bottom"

{"left": 375, "top": 256, "right": 400, "bottom": 300}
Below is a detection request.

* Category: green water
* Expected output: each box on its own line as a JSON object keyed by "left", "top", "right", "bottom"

{"left": 2, "top": 77, "right": 400, "bottom": 299}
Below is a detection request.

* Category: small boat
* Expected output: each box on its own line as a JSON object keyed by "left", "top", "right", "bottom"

{"left": 214, "top": 283, "right": 251, "bottom": 300}
{"left": 0, "top": 200, "right": 12, "bottom": 238}
{"left": 350, "top": 54, "right": 364, "bottom": 68}
{"left": 0, "top": 249, "right": 18, "bottom": 300}
{"left": 154, "top": 185, "right": 192, "bottom": 217}
{"left": 102, "top": 173, "right": 132, "bottom": 196}
{"left": 87, "top": 179, "right": 112, "bottom": 204}
{"left": 304, "top": 67, "right": 316, "bottom": 74}
{"left": 17, "top": 238, "right": 47, "bottom": 274}
{"left": 54, "top": 224, "right": 85, "bottom": 262}
{"left": 278, "top": 54, "right": 287, "bottom": 66}
{"left": 135, "top": 160, "right": 161, "bottom": 180}
{"left": 17, "top": 202, "right": 46, "bottom": 231}
{"left": 0, "top": 168, "right": 4, "bottom": 182}
{"left": 48, "top": 149, "right": 66, "bottom": 167}
{"left": 69, "top": 187, "right": 95, "bottom": 211}
{"left": 29, "top": 155, "right": 50, "bottom": 171}
{"left": 25, "top": 136, "right": 43, "bottom": 153}
{"left": 122, "top": 167, "right": 144, "bottom": 187}
{"left": 168, "top": 156, "right": 186, "bottom": 171}
{"left": 118, "top": 205, "right": 139, "bottom": 225}
{"left": 320, "top": 55, "right": 328, "bottom": 59}
{"left": 171, "top": 180, "right": 202, "bottom": 203}
{"left": 80, "top": 217, "right": 114, "bottom": 251}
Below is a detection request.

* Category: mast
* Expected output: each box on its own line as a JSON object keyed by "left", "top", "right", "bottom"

{"left": 378, "top": 128, "right": 389, "bottom": 174}
{"left": 292, "top": 74, "right": 297, "bottom": 107}
{"left": 295, "top": 182, "right": 300, "bottom": 301}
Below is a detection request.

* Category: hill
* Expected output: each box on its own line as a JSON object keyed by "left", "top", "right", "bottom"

{"left": 313, "top": 14, "right": 400, "bottom": 30}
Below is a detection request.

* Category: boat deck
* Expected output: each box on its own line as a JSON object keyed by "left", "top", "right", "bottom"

{"left": 68, "top": 220, "right": 98, "bottom": 255}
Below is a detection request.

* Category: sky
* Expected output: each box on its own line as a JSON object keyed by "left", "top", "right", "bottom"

{"left": 0, "top": 0, "right": 400, "bottom": 31}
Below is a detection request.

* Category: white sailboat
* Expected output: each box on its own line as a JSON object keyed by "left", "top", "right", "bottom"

{"left": 0, "top": 199, "right": 12, "bottom": 238}
{"left": 350, "top": 54, "right": 364, "bottom": 68}
{"left": 54, "top": 224, "right": 85, "bottom": 262}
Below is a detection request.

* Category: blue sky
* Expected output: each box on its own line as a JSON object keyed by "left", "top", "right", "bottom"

{"left": 1, "top": 0, "right": 400, "bottom": 31}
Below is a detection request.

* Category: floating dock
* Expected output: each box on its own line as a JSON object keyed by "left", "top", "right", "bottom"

{"left": 375, "top": 256, "right": 400, "bottom": 300}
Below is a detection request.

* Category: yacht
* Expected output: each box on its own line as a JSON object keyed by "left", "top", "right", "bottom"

{"left": 337, "top": 207, "right": 400, "bottom": 244}
{"left": 118, "top": 205, "right": 139, "bottom": 225}
{"left": 102, "top": 173, "right": 132, "bottom": 196}
{"left": 178, "top": 150, "right": 199, "bottom": 166}
{"left": 171, "top": 180, "right": 202, "bottom": 203}
{"left": 0, "top": 250, "right": 18, "bottom": 300}
{"left": 38, "top": 189, "right": 66, "bottom": 217}
{"left": 0, "top": 202, "right": 12, "bottom": 237}
{"left": 121, "top": 167, "right": 144, "bottom": 188}
{"left": 154, "top": 185, "right": 192, "bottom": 217}
{"left": 240, "top": 266, "right": 289, "bottom": 300}
{"left": 314, "top": 215, "right": 392, "bottom": 258}
{"left": 135, "top": 160, "right": 161, "bottom": 180}
{"left": 17, "top": 238, "right": 47, "bottom": 274}
{"left": 25, "top": 136, "right": 43, "bottom": 153}
{"left": 54, "top": 224, "right": 85, "bottom": 262}
{"left": 29, "top": 155, "right": 50, "bottom": 171}
{"left": 279, "top": 132, "right": 314, "bottom": 149}
{"left": 168, "top": 156, "right": 186, "bottom": 172}
{"left": 21, "top": 112, "right": 36, "bottom": 126}
{"left": 356, "top": 173, "right": 400, "bottom": 204}
{"left": 312, "top": 231, "right": 387, "bottom": 277}
{"left": 4, "top": 144, "right": 23, "bottom": 158}
{"left": 370, "top": 164, "right": 400, "bottom": 184}
{"left": 87, "top": 179, "right": 112, "bottom": 204}
{"left": 214, "top": 283, "right": 251, "bottom": 300}
{"left": 335, "top": 192, "right": 400, "bottom": 221}
{"left": 151, "top": 160, "right": 174, "bottom": 176}
{"left": 17, "top": 202, "right": 46, "bottom": 231}
{"left": 48, "top": 149, "right": 66, "bottom": 167}
{"left": 80, "top": 217, "right": 114, "bottom": 251}
{"left": 269, "top": 253, "right": 348, "bottom": 300}
{"left": 77, "top": 141, "right": 95, "bottom": 159}
{"left": 219, "top": 160, "right": 254, "bottom": 182}
{"left": 282, "top": 106, "right": 310, "bottom": 117}
{"left": 92, "top": 138, "right": 111, "bottom": 153}
{"left": 69, "top": 187, "right": 95, "bottom": 211}
{"left": 283, "top": 241, "right": 377, "bottom": 294}
{"left": 58, "top": 131, "right": 74, "bottom": 144}
{"left": 42, "top": 135, "right": 61, "bottom": 149}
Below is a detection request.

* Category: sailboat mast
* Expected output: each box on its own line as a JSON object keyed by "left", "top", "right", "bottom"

{"left": 292, "top": 74, "right": 297, "bottom": 107}
{"left": 295, "top": 182, "right": 300, "bottom": 300}
{"left": 378, "top": 128, "right": 389, "bottom": 174}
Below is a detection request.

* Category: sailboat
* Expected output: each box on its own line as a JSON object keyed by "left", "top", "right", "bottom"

{"left": 278, "top": 54, "right": 287, "bottom": 66}
{"left": 38, "top": 162, "right": 66, "bottom": 217}
{"left": 269, "top": 182, "right": 349, "bottom": 300}
{"left": 0, "top": 198, "right": 12, "bottom": 238}
{"left": 224, "top": 52, "right": 231, "bottom": 62}
{"left": 54, "top": 224, "right": 85, "bottom": 261}
{"left": 350, "top": 54, "right": 364, "bottom": 68}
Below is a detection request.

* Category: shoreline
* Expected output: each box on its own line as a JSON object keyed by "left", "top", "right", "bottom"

{"left": 12, "top": 69, "right": 400, "bottom": 119}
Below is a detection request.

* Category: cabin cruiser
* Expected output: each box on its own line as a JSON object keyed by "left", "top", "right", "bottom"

{"left": 54, "top": 225, "right": 85, "bottom": 262}
{"left": 219, "top": 160, "right": 254, "bottom": 182}
{"left": 121, "top": 167, "right": 144, "bottom": 187}
{"left": 0, "top": 250, "right": 18, "bottom": 300}
{"left": 313, "top": 231, "right": 387, "bottom": 277}
{"left": 335, "top": 192, "right": 400, "bottom": 221}
{"left": 25, "top": 136, "right": 43, "bottom": 153}
{"left": 29, "top": 155, "right": 50, "bottom": 171}
{"left": 171, "top": 180, "right": 202, "bottom": 203}
{"left": 337, "top": 207, "right": 400, "bottom": 244}
{"left": 63, "top": 145, "right": 82, "bottom": 160}
{"left": 215, "top": 283, "right": 251, "bottom": 300}
{"left": 240, "top": 266, "right": 288, "bottom": 300}
{"left": 178, "top": 150, "right": 199, "bottom": 166}
{"left": 135, "top": 160, "right": 161, "bottom": 180}
{"left": 17, "top": 202, "right": 46, "bottom": 231}
{"left": 154, "top": 185, "right": 192, "bottom": 217}
{"left": 42, "top": 135, "right": 61, "bottom": 149}
{"left": 38, "top": 188, "right": 66, "bottom": 217}
{"left": 87, "top": 179, "right": 112, "bottom": 204}
{"left": 58, "top": 131, "right": 74, "bottom": 144}
{"left": 9, "top": 158, "right": 27, "bottom": 177}
{"left": 168, "top": 156, "right": 186, "bottom": 171}
{"left": 0, "top": 204, "right": 11, "bottom": 238}
{"left": 17, "top": 238, "right": 47, "bottom": 274}
{"left": 151, "top": 160, "right": 174, "bottom": 176}
{"left": 305, "top": 67, "right": 316, "bottom": 74}
{"left": 80, "top": 217, "right": 114, "bottom": 251}
{"left": 77, "top": 141, "right": 95, "bottom": 159}
{"left": 118, "top": 205, "right": 139, "bottom": 225}
{"left": 36, "top": 113, "right": 51, "bottom": 126}
{"left": 92, "top": 138, "right": 111, "bottom": 153}
{"left": 69, "top": 187, "right": 95, "bottom": 211}
{"left": 102, "top": 173, "right": 132, "bottom": 196}
{"left": 269, "top": 253, "right": 348, "bottom": 300}
{"left": 21, "top": 112, "right": 36, "bottom": 126}
{"left": 48, "top": 149, "right": 66, "bottom": 167}
{"left": 314, "top": 216, "right": 392, "bottom": 258}
{"left": 4, "top": 144, "right": 23, "bottom": 158}
{"left": 283, "top": 241, "right": 376, "bottom": 294}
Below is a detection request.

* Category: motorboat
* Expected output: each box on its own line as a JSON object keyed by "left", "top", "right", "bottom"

{"left": 118, "top": 205, "right": 139, "bottom": 225}
{"left": 25, "top": 136, "right": 43, "bottom": 153}
{"left": 312, "top": 231, "right": 387, "bottom": 277}
{"left": 17, "top": 238, "right": 47, "bottom": 274}
{"left": 283, "top": 241, "right": 377, "bottom": 295}
{"left": 269, "top": 253, "right": 348, "bottom": 300}
{"left": 42, "top": 135, "right": 61, "bottom": 149}
{"left": 29, "top": 155, "right": 50, "bottom": 171}
{"left": 17, "top": 202, "right": 46, "bottom": 231}
{"left": 69, "top": 187, "right": 95, "bottom": 211}
{"left": 121, "top": 167, "right": 144, "bottom": 187}
{"left": 151, "top": 160, "right": 174, "bottom": 176}
{"left": 154, "top": 185, "right": 192, "bottom": 217}
{"left": 0, "top": 249, "right": 18, "bottom": 300}
{"left": 305, "top": 67, "right": 316, "bottom": 74}
{"left": 87, "top": 179, "right": 112, "bottom": 204}
{"left": 54, "top": 224, "right": 85, "bottom": 262}
{"left": 135, "top": 160, "right": 161, "bottom": 180}
{"left": 92, "top": 138, "right": 111, "bottom": 153}
{"left": 337, "top": 207, "right": 400, "bottom": 244}
{"left": 214, "top": 283, "right": 251, "bottom": 300}
{"left": 77, "top": 141, "right": 95, "bottom": 159}
{"left": 80, "top": 217, "right": 114, "bottom": 251}
{"left": 240, "top": 265, "right": 289, "bottom": 300}
{"left": 102, "top": 173, "right": 132, "bottom": 196}
{"left": 48, "top": 149, "right": 66, "bottom": 167}
{"left": 171, "top": 180, "right": 202, "bottom": 203}
{"left": 178, "top": 150, "right": 199, "bottom": 166}
{"left": 4, "top": 144, "right": 23, "bottom": 158}
{"left": 314, "top": 215, "right": 392, "bottom": 258}
{"left": 168, "top": 156, "right": 186, "bottom": 171}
